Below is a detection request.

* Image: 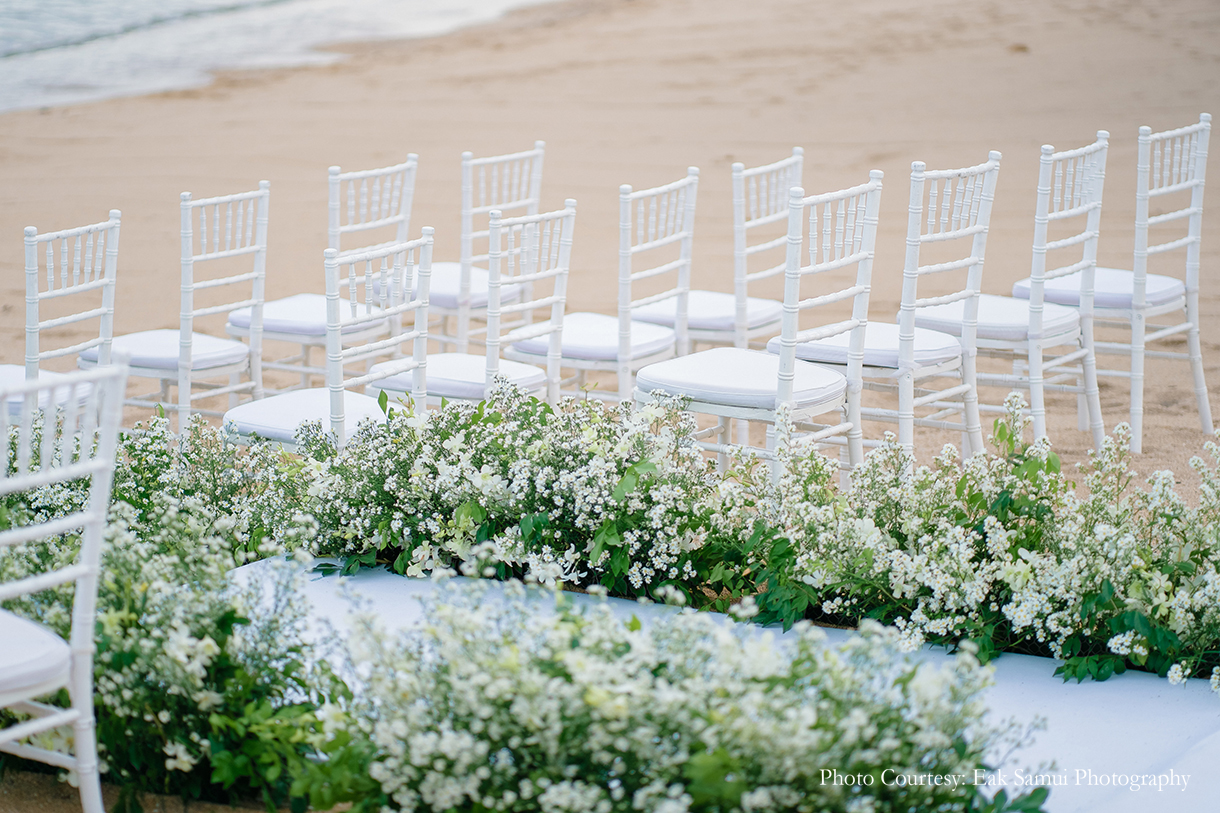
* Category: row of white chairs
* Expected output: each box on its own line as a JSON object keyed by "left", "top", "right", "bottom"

{"left": 7, "top": 115, "right": 1212, "bottom": 464}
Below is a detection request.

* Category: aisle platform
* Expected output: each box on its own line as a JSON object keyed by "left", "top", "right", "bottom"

{"left": 233, "top": 559, "right": 1220, "bottom": 813}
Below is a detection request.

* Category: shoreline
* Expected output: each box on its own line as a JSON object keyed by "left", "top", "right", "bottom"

{"left": 1, "top": 0, "right": 1219, "bottom": 482}
{"left": 0, "top": 0, "right": 572, "bottom": 115}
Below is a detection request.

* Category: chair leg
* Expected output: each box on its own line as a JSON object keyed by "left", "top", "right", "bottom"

{"left": 177, "top": 374, "right": 191, "bottom": 435}
{"left": 229, "top": 372, "right": 239, "bottom": 409}
{"left": 1028, "top": 341, "right": 1048, "bottom": 442}
{"left": 70, "top": 655, "right": 104, "bottom": 813}
{"left": 1187, "top": 292, "right": 1214, "bottom": 435}
{"left": 1082, "top": 339, "right": 1105, "bottom": 450}
{"left": 716, "top": 416, "right": 731, "bottom": 473}
{"left": 618, "top": 360, "right": 632, "bottom": 402}
{"left": 1129, "top": 306, "right": 1146, "bottom": 452}
{"left": 735, "top": 418, "right": 749, "bottom": 447}
{"left": 963, "top": 392, "right": 984, "bottom": 458}
{"left": 765, "top": 424, "right": 779, "bottom": 484}
{"left": 846, "top": 387, "right": 864, "bottom": 469}
{"left": 73, "top": 716, "right": 105, "bottom": 813}
{"left": 300, "top": 344, "right": 311, "bottom": 390}
{"left": 962, "top": 349, "right": 984, "bottom": 456}
{"left": 897, "top": 367, "right": 915, "bottom": 459}
{"left": 1079, "top": 294, "right": 1105, "bottom": 450}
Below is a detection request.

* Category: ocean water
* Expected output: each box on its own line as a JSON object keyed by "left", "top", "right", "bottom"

{"left": 0, "top": 0, "right": 557, "bottom": 113}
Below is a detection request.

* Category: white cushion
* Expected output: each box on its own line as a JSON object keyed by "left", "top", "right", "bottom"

{"left": 227, "top": 293, "right": 387, "bottom": 337}
{"left": 1011, "top": 267, "right": 1186, "bottom": 309}
{"left": 914, "top": 294, "right": 1080, "bottom": 342}
{"left": 0, "top": 609, "right": 70, "bottom": 697}
{"left": 223, "top": 387, "right": 384, "bottom": 444}
{"left": 427, "top": 261, "right": 522, "bottom": 310}
{"left": 632, "top": 289, "right": 783, "bottom": 332}
{"left": 635, "top": 346, "right": 846, "bottom": 409}
{"left": 79, "top": 329, "right": 249, "bottom": 371}
{"left": 371, "top": 353, "right": 546, "bottom": 400}
{"left": 0, "top": 366, "right": 94, "bottom": 415}
{"left": 512, "top": 312, "right": 675, "bottom": 362}
{"left": 764, "top": 322, "right": 961, "bottom": 369}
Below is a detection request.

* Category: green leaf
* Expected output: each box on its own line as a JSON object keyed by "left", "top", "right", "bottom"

{"left": 682, "top": 748, "right": 747, "bottom": 807}
{"left": 377, "top": 389, "right": 389, "bottom": 414}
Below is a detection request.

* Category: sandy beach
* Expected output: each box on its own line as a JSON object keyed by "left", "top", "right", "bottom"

{"left": 3, "top": 0, "right": 1220, "bottom": 458}
{"left": 1, "top": 1, "right": 1220, "bottom": 807}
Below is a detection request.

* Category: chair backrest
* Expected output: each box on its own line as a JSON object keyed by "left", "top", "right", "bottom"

{"left": 324, "top": 228, "right": 434, "bottom": 447}
{"left": 0, "top": 363, "right": 128, "bottom": 672}
{"left": 328, "top": 155, "right": 418, "bottom": 252}
{"left": 620, "top": 167, "right": 700, "bottom": 360}
{"left": 178, "top": 181, "right": 270, "bottom": 427}
{"left": 1133, "top": 113, "right": 1210, "bottom": 306}
{"left": 779, "top": 172, "right": 884, "bottom": 407}
{"left": 898, "top": 152, "right": 1002, "bottom": 368}
{"left": 1027, "top": 132, "right": 1109, "bottom": 338}
{"left": 486, "top": 200, "right": 577, "bottom": 404}
{"left": 732, "top": 148, "right": 803, "bottom": 346}
{"left": 453, "top": 143, "right": 545, "bottom": 350}
{"left": 24, "top": 212, "right": 121, "bottom": 378}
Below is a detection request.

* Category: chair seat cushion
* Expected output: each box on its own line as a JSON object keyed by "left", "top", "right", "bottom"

{"left": 0, "top": 366, "right": 94, "bottom": 414}
{"left": 1011, "top": 267, "right": 1186, "bottom": 309}
{"left": 632, "top": 289, "right": 784, "bottom": 332}
{"left": 372, "top": 353, "right": 546, "bottom": 400}
{"left": 914, "top": 294, "right": 1080, "bottom": 342}
{"left": 80, "top": 329, "right": 249, "bottom": 371}
{"left": 223, "top": 388, "right": 384, "bottom": 444}
{"left": 764, "top": 322, "right": 961, "bottom": 369}
{"left": 635, "top": 346, "right": 846, "bottom": 410}
{"left": 227, "top": 293, "right": 387, "bottom": 337}
{"left": 0, "top": 609, "right": 70, "bottom": 698}
{"left": 512, "top": 312, "right": 675, "bottom": 362}
{"left": 427, "top": 261, "right": 522, "bottom": 310}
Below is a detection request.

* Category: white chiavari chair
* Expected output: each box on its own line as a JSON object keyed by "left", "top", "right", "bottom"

{"left": 431, "top": 142, "right": 544, "bottom": 354}
{"left": 373, "top": 202, "right": 576, "bottom": 406}
{"left": 918, "top": 134, "right": 1107, "bottom": 448}
{"left": 636, "top": 172, "right": 883, "bottom": 472}
{"left": 512, "top": 168, "right": 698, "bottom": 402}
{"left": 770, "top": 153, "right": 1001, "bottom": 458}
{"left": 1012, "top": 114, "right": 1212, "bottom": 452}
{"left": 0, "top": 362, "right": 128, "bottom": 813}
{"left": 227, "top": 157, "right": 416, "bottom": 392}
{"left": 81, "top": 183, "right": 270, "bottom": 432}
{"left": 634, "top": 149, "right": 797, "bottom": 348}
{"left": 2, "top": 212, "right": 120, "bottom": 415}
{"left": 223, "top": 230, "right": 433, "bottom": 451}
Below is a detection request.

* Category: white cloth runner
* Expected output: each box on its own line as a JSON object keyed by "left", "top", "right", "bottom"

{"left": 232, "top": 559, "right": 1220, "bottom": 812}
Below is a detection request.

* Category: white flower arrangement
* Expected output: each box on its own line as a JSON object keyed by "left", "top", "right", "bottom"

{"left": 335, "top": 580, "right": 1028, "bottom": 813}
{"left": 747, "top": 396, "right": 1220, "bottom": 697}
{"left": 302, "top": 383, "right": 722, "bottom": 601}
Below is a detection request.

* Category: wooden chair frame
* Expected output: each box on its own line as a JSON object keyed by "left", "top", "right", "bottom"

{"left": 1093, "top": 114, "right": 1212, "bottom": 452}
{"left": 637, "top": 172, "right": 882, "bottom": 472}
{"left": 871, "top": 153, "right": 1001, "bottom": 457}
{"left": 227, "top": 157, "right": 417, "bottom": 391}
{"left": 728, "top": 148, "right": 803, "bottom": 348}
{"left": 386, "top": 200, "right": 576, "bottom": 407}
{"left": 0, "top": 363, "right": 128, "bottom": 813}
{"left": 89, "top": 183, "right": 269, "bottom": 431}
{"left": 976, "top": 134, "right": 1107, "bottom": 448}
{"left": 23, "top": 212, "right": 120, "bottom": 380}
{"left": 548, "top": 168, "right": 699, "bottom": 402}
{"left": 225, "top": 230, "right": 433, "bottom": 451}
{"left": 438, "top": 142, "right": 545, "bottom": 354}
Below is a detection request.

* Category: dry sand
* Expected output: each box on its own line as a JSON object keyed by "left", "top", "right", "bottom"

{"left": 0, "top": 0, "right": 1219, "bottom": 800}
{"left": 3, "top": 0, "right": 1219, "bottom": 479}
